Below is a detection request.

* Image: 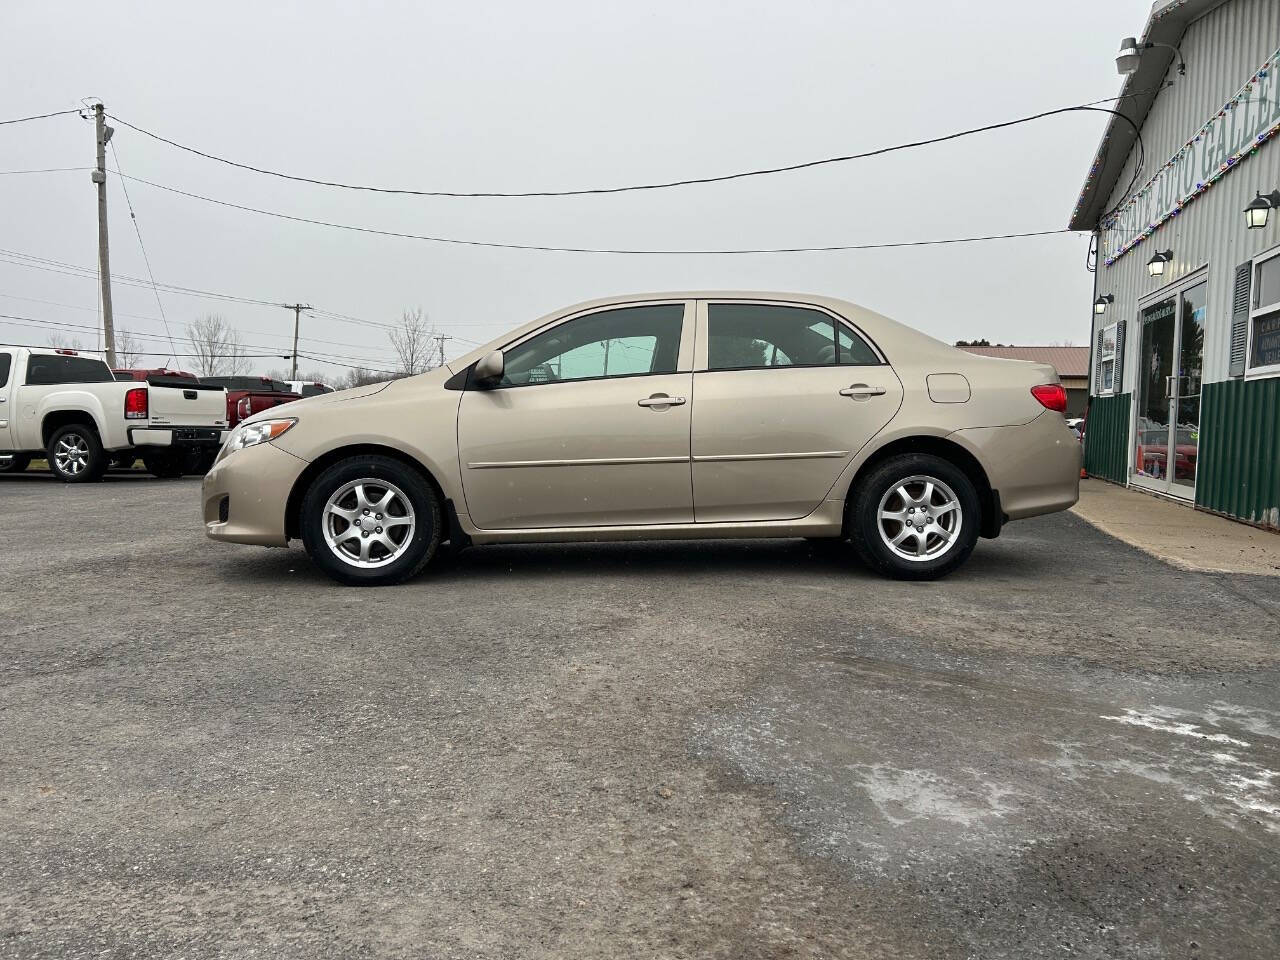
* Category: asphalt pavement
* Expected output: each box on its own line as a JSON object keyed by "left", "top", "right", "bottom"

{"left": 2, "top": 473, "right": 1278, "bottom": 959}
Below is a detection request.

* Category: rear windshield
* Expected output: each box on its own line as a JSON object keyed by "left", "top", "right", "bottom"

{"left": 299, "top": 383, "right": 332, "bottom": 397}
{"left": 25, "top": 354, "right": 114, "bottom": 385}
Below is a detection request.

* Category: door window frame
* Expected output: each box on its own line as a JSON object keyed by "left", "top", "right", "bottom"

{"left": 1129, "top": 265, "right": 1208, "bottom": 499}
{"left": 470, "top": 299, "right": 696, "bottom": 391}
{"left": 1246, "top": 244, "right": 1280, "bottom": 380}
{"left": 691, "top": 299, "right": 887, "bottom": 372}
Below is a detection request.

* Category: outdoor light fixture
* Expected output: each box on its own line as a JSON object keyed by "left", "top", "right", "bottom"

{"left": 1244, "top": 190, "right": 1280, "bottom": 229}
{"left": 1094, "top": 294, "right": 1114, "bottom": 315}
{"left": 1116, "top": 37, "right": 1186, "bottom": 76}
{"left": 1147, "top": 250, "right": 1173, "bottom": 278}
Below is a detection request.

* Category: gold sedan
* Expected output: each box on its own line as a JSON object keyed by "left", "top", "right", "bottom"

{"left": 203, "top": 293, "right": 1081, "bottom": 585}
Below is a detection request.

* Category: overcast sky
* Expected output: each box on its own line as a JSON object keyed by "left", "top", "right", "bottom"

{"left": 2, "top": 0, "right": 1146, "bottom": 376}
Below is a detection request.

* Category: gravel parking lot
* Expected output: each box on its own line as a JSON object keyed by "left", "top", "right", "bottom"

{"left": 3, "top": 474, "right": 1279, "bottom": 959}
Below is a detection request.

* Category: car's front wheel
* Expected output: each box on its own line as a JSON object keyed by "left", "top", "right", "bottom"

{"left": 300, "top": 455, "right": 441, "bottom": 586}
{"left": 848, "top": 453, "right": 980, "bottom": 580}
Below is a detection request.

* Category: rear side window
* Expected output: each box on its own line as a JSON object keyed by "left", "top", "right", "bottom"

{"left": 707, "top": 303, "right": 879, "bottom": 370}
{"left": 24, "top": 354, "right": 114, "bottom": 385}
{"left": 0, "top": 353, "right": 11, "bottom": 388}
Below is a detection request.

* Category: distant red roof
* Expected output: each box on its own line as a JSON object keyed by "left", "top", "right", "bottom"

{"left": 959, "top": 345, "right": 1090, "bottom": 378}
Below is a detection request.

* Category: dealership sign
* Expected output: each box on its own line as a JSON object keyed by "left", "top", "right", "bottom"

{"left": 1102, "top": 47, "right": 1280, "bottom": 266}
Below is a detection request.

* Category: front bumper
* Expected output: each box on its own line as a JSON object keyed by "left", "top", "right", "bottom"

{"left": 130, "top": 426, "right": 229, "bottom": 449}
{"left": 951, "top": 412, "right": 1082, "bottom": 523}
{"left": 202, "top": 441, "right": 308, "bottom": 547}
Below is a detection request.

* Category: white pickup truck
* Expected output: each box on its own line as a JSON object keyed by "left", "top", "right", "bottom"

{"left": 0, "top": 346, "right": 229, "bottom": 482}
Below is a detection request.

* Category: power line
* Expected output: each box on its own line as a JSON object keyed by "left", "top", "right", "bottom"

{"left": 0, "top": 166, "right": 94, "bottom": 175}
{"left": 116, "top": 170, "right": 1075, "bottom": 254}
{"left": 0, "top": 108, "right": 81, "bottom": 127}
{"left": 109, "top": 140, "right": 180, "bottom": 359}
{"left": 105, "top": 89, "right": 1161, "bottom": 199}
{"left": 0, "top": 312, "right": 402, "bottom": 368}
{"left": 0, "top": 291, "right": 406, "bottom": 353}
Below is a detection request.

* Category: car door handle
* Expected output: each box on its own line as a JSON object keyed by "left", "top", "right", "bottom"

{"left": 637, "top": 394, "right": 686, "bottom": 408}
{"left": 839, "top": 384, "right": 886, "bottom": 400}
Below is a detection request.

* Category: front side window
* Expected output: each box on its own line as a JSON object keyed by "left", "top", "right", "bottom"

{"left": 499, "top": 304, "right": 684, "bottom": 386}
{"left": 706, "top": 303, "right": 878, "bottom": 370}
{"left": 0, "top": 352, "right": 11, "bottom": 388}
{"left": 24, "top": 354, "right": 114, "bottom": 385}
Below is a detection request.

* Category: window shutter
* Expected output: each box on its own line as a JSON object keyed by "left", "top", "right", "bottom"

{"left": 1094, "top": 327, "right": 1106, "bottom": 393}
{"left": 1229, "top": 261, "right": 1252, "bottom": 377}
{"left": 1113, "top": 319, "right": 1126, "bottom": 392}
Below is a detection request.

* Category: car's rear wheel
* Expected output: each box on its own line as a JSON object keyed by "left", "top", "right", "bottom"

{"left": 300, "top": 455, "right": 441, "bottom": 586}
{"left": 47, "top": 425, "right": 107, "bottom": 483}
{"left": 849, "top": 453, "right": 980, "bottom": 580}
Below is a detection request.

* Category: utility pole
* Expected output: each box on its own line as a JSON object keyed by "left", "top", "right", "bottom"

{"left": 91, "top": 103, "right": 117, "bottom": 367}
{"left": 432, "top": 334, "right": 452, "bottom": 368}
{"left": 285, "top": 303, "right": 312, "bottom": 379}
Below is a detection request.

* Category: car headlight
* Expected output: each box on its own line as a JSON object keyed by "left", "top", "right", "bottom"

{"left": 225, "top": 418, "right": 297, "bottom": 453}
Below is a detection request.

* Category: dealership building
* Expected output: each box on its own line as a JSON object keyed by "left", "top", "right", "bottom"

{"left": 1074, "top": 0, "right": 1280, "bottom": 528}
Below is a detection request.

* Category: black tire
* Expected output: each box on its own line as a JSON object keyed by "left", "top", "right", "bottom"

{"left": 47, "top": 425, "right": 107, "bottom": 483}
{"left": 300, "top": 455, "right": 441, "bottom": 586}
{"left": 0, "top": 454, "right": 31, "bottom": 474}
{"left": 143, "top": 452, "right": 185, "bottom": 479}
{"left": 848, "top": 453, "right": 981, "bottom": 581}
{"left": 182, "top": 448, "right": 218, "bottom": 476}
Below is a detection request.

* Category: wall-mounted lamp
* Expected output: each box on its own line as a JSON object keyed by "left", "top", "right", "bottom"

{"left": 1116, "top": 37, "right": 1186, "bottom": 77}
{"left": 1244, "top": 190, "right": 1280, "bottom": 230}
{"left": 1147, "top": 250, "right": 1173, "bottom": 278}
{"left": 1094, "top": 294, "right": 1114, "bottom": 315}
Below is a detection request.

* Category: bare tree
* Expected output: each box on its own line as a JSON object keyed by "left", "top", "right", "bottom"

{"left": 46, "top": 334, "right": 86, "bottom": 351}
{"left": 337, "top": 366, "right": 393, "bottom": 390}
{"left": 115, "top": 330, "right": 144, "bottom": 368}
{"left": 389, "top": 308, "right": 437, "bottom": 376}
{"left": 187, "top": 314, "right": 248, "bottom": 378}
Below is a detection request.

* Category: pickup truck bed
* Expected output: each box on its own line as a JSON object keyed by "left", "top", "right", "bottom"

{"left": 1, "top": 347, "right": 229, "bottom": 482}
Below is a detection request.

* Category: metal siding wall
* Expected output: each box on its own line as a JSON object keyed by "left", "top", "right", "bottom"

{"left": 1083, "top": 393, "right": 1131, "bottom": 483}
{"left": 1197, "top": 378, "right": 1280, "bottom": 526}
{"left": 1091, "top": 0, "right": 1280, "bottom": 393}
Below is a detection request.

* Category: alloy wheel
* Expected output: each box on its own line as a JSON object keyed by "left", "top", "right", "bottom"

{"left": 322, "top": 478, "right": 416, "bottom": 568}
{"left": 876, "top": 474, "right": 963, "bottom": 562}
{"left": 53, "top": 433, "right": 90, "bottom": 477}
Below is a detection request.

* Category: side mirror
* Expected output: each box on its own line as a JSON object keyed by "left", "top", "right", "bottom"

{"left": 473, "top": 349, "right": 504, "bottom": 388}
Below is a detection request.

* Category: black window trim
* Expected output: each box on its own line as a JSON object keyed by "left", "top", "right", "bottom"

{"left": 697, "top": 298, "right": 889, "bottom": 373}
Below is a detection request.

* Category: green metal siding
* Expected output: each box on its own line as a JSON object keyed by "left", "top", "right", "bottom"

{"left": 1197, "top": 379, "right": 1280, "bottom": 529}
{"left": 1084, "top": 393, "right": 1130, "bottom": 484}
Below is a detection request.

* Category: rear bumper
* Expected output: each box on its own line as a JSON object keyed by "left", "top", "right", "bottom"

{"left": 202, "top": 442, "right": 307, "bottom": 546}
{"left": 951, "top": 412, "right": 1082, "bottom": 523}
{"left": 130, "top": 426, "right": 229, "bottom": 448}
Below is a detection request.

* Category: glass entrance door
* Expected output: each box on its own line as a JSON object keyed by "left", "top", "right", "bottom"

{"left": 1132, "top": 279, "right": 1205, "bottom": 497}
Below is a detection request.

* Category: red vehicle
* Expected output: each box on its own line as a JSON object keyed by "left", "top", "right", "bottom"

{"left": 201, "top": 376, "right": 301, "bottom": 428}
{"left": 113, "top": 367, "right": 199, "bottom": 382}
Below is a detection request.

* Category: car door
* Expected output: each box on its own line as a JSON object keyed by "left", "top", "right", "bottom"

{"left": 690, "top": 300, "right": 903, "bottom": 522}
{"left": 0, "top": 351, "right": 15, "bottom": 451}
{"left": 457, "top": 301, "right": 695, "bottom": 529}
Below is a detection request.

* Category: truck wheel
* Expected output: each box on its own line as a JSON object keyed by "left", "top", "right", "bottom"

{"left": 47, "top": 425, "right": 107, "bottom": 483}
{"left": 300, "top": 455, "right": 441, "bottom": 586}
{"left": 182, "top": 448, "right": 218, "bottom": 476}
{"left": 143, "top": 452, "right": 185, "bottom": 479}
{"left": 848, "top": 453, "right": 980, "bottom": 581}
{"left": 0, "top": 454, "right": 32, "bottom": 474}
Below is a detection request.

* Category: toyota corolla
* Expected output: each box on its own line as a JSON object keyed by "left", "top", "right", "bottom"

{"left": 202, "top": 293, "right": 1081, "bottom": 585}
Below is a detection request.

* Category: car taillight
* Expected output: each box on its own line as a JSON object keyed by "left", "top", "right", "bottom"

{"left": 124, "top": 387, "right": 148, "bottom": 419}
{"left": 237, "top": 397, "right": 250, "bottom": 419}
{"left": 1030, "top": 383, "right": 1068, "bottom": 413}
